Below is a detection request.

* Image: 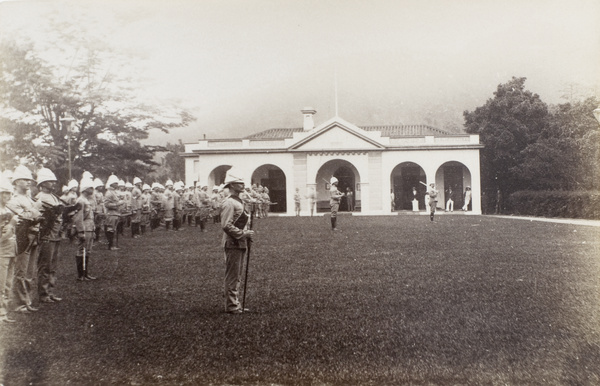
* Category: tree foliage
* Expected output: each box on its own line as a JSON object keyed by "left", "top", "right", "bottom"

{"left": 464, "top": 77, "right": 599, "bottom": 213}
{"left": 0, "top": 38, "right": 194, "bottom": 184}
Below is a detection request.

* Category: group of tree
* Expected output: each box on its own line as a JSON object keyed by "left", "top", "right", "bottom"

{"left": 0, "top": 36, "right": 193, "bottom": 186}
{"left": 464, "top": 77, "right": 599, "bottom": 214}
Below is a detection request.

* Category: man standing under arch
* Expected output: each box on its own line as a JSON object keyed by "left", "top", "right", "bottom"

{"left": 329, "top": 177, "right": 344, "bottom": 231}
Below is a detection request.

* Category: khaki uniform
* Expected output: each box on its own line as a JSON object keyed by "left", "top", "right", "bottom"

{"left": 221, "top": 195, "right": 249, "bottom": 312}
{"left": 0, "top": 207, "right": 17, "bottom": 317}
{"left": 74, "top": 195, "right": 95, "bottom": 279}
{"left": 6, "top": 193, "right": 41, "bottom": 311}
{"left": 34, "top": 192, "right": 63, "bottom": 301}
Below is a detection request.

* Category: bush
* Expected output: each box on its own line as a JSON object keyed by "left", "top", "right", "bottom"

{"left": 506, "top": 190, "right": 600, "bottom": 219}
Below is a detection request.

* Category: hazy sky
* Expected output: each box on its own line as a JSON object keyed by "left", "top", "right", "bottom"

{"left": 1, "top": 0, "right": 599, "bottom": 144}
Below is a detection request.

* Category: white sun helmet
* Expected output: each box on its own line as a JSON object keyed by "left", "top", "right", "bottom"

{"left": 36, "top": 167, "right": 57, "bottom": 186}
{"left": 105, "top": 174, "right": 120, "bottom": 188}
{"left": 0, "top": 177, "right": 13, "bottom": 193}
{"left": 67, "top": 179, "right": 79, "bottom": 190}
{"left": 80, "top": 178, "right": 95, "bottom": 192}
{"left": 12, "top": 165, "right": 34, "bottom": 182}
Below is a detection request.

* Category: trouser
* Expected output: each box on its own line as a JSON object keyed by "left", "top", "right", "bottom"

{"left": 224, "top": 248, "right": 246, "bottom": 312}
{"left": 37, "top": 240, "right": 61, "bottom": 300}
{"left": 446, "top": 199, "right": 454, "bottom": 211}
{"left": 330, "top": 203, "right": 339, "bottom": 229}
{"left": 105, "top": 215, "right": 119, "bottom": 249}
{"left": 12, "top": 234, "right": 39, "bottom": 310}
{"left": 131, "top": 222, "right": 140, "bottom": 237}
{"left": 76, "top": 231, "right": 94, "bottom": 278}
{"left": 0, "top": 255, "right": 14, "bottom": 317}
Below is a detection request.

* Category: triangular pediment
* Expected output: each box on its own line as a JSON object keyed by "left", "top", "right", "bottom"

{"left": 288, "top": 117, "right": 385, "bottom": 150}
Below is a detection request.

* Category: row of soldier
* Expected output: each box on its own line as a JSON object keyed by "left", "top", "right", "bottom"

{"left": 0, "top": 163, "right": 272, "bottom": 324}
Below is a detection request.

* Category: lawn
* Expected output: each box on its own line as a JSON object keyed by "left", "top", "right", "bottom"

{"left": 1, "top": 215, "right": 599, "bottom": 385}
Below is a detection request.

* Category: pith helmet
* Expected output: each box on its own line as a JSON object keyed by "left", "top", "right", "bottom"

{"left": 142, "top": 183, "right": 151, "bottom": 191}
{"left": 125, "top": 182, "right": 133, "bottom": 189}
{"left": 82, "top": 171, "right": 93, "bottom": 180}
{"left": 330, "top": 177, "right": 338, "bottom": 185}
{"left": 224, "top": 171, "right": 244, "bottom": 187}
{"left": 133, "top": 177, "right": 142, "bottom": 185}
{"left": 106, "top": 174, "right": 120, "bottom": 188}
{"left": 80, "top": 178, "right": 95, "bottom": 192}
{"left": 118, "top": 179, "right": 125, "bottom": 187}
{"left": 36, "top": 167, "right": 57, "bottom": 186}
{"left": 93, "top": 178, "right": 104, "bottom": 188}
{"left": 12, "top": 165, "right": 34, "bottom": 182}
{"left": 67, "top": 179, "right": 79, "bottom": 190}
{"left": 165, "top": 179, "right": 174, "bottom": 187}
{"left": 0, "top": 177, "right": 13, "bottom": 193}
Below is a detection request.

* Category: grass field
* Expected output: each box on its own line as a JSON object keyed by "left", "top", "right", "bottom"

{"left": 1, "top": 215, "right": 599, "bottom": 385}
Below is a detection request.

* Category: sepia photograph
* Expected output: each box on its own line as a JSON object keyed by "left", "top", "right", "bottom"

{"left": 0, "top": 0, "right": 599, "bottom": 384}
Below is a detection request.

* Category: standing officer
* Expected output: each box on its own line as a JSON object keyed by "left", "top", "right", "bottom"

{"left": 103, "top": 175, "right": 122, "bottom": 250}
{"left": 34, "top": 167, "right": 64, "bottom": 302}
{"left": 74, "top": 177, "right": 97, "bottom": 280}
{"left": 329, "top": 177, "right": 344, "bottom": 231}
{"left": 0, "top": 175, "right": 17, "bottom": 323}
{"left": 6, "top": 165, "right": 41, "bottom": 313}
{"left": 221, "top": 173, "right": 254, "bottom": 314}
{"left": 428, "top": 183, "right": 439, "bottom": 222}
{"left": 194, "top": 185, "right": 210, "bottom": 232}
{"left": 93, "top": 178, "right": 105, "bottom": 243}
{"left": 131, "top": 177, "right": 143, "bottom": 238}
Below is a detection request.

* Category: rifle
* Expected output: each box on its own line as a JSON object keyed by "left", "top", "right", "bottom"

{"left": 241, "top": 205, "right": 255, "bottom": 312}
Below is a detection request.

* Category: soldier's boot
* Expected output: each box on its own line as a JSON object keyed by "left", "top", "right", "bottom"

{"left": 83, "top": 253, "right": 96, "bottom": 280}
{"left": 140, "top": 225, "right": 146, "bottom": 235}
{"left": 94, "top": 227, "right": 101, "bottom": 242}
{"left": 331, "top": 217, "right": 336, "bottom": 230}
{"left": 200, "top": 220, "right": 206, "bottom": 232}
{"left": 76, "top": 255, "right": 85, "bottom": 281}
{"left": 430, "top": 212, "right": 434, "bottom": 222}
{"left": 187, "top": 215, "right": 192, "bottom": 226}
{"left": 165, "top": 221, "right": 171, "bottom": 231}
{"left": 106, "top": 231, "right": 113, "bottom": 250}
{"left": 194, "top": 216, "right": 200, "bottom": 227}
{"left": 173, "top": 219, "right": 180, "bottom": 231}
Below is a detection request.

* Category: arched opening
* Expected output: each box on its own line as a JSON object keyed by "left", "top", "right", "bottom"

{"left": 315, "top": 160, "right": 360, "bottom": 213}
{"left": 435, "top": 161, "right": 472, "bottom": 211}
{"left": 208, "top": 165, "right": 231, "bottom": 189}
{"left": 251, "top": 164, "right": 286, "bottom": 213}
{"left": 390, "top": 162, "right": 426, "bottom": 211}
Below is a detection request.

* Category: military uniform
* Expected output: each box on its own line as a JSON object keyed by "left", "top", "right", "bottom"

{"left": 220, "top": 173, "right": 253, "bottom": 313}
{"left": 73, "top": 182, "right": 96, "bottom": 280}
{"left": 34, "top": 187, "right": 63, "bottom": 302}
{"left": 7, "top": 186, "right": 41, "bottom": 312}
{"left": 103, "top": 176, "right": 123, "bottom": 250}
{"left": 0, "top": 184, "right": 17, "bottom": 322}
{"left": 329, "top": 177, "right": 344, "bottom": 230}
{"left": 131, "top": 182, "right": 143, "bottom": 238}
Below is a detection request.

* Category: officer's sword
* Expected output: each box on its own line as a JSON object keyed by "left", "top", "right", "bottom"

{"left": 82, "top": 247, "right": 86, "bottom": 271}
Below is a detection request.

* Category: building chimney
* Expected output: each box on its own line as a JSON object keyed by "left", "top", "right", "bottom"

{"left": 301, "top": 107, "right": 316, "bottom": 131}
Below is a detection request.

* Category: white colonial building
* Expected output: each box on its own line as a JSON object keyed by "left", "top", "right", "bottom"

{"left": 182, "top": 108, "right": 483, "bottom": 216}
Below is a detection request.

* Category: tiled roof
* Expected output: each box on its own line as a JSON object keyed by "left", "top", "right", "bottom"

{"left": 361, "top": 125, "right": 450, "bottom": 137}
{"left": 245, "top": 128, "right": 303, "bottom": 139}
{"left": 244, "top": 124, "right": 450, "bottom": 140}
